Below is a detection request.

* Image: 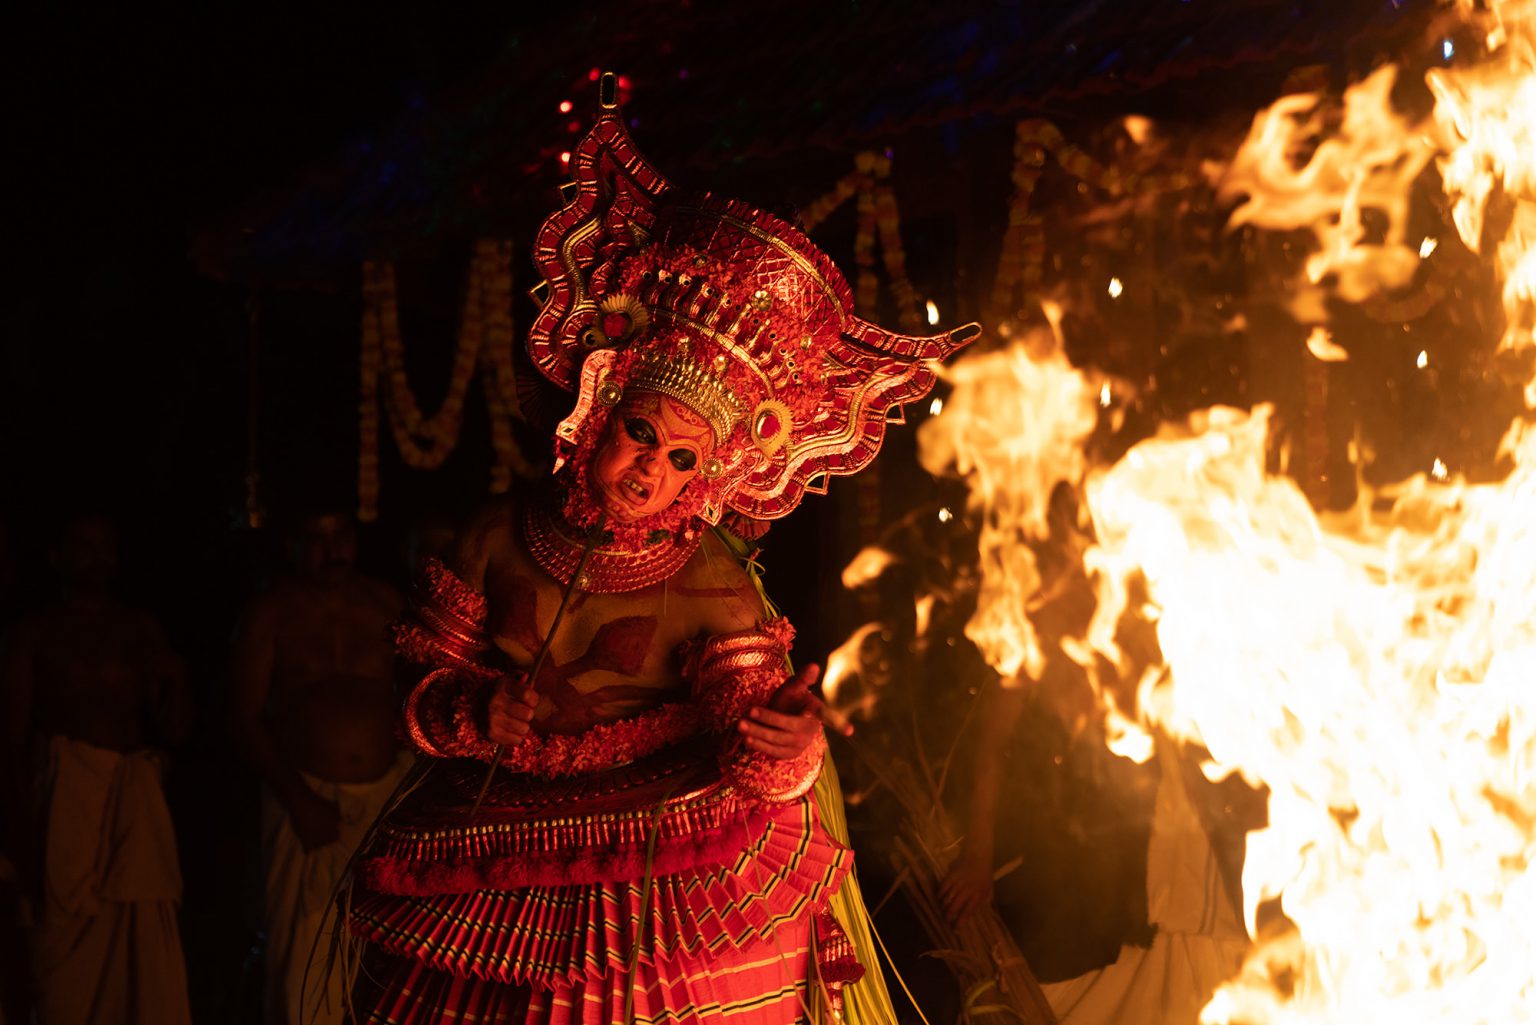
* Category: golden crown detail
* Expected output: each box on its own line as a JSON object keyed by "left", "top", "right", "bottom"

{"left": 625, "top": 350, "right": 744, "bottom": 443}
{"left": 529, "top": 74, "right": 979, "bottom": 521}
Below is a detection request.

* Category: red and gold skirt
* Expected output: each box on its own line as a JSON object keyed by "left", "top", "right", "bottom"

{"left": 347, "top": 740, "right": 853, "bottom": 1024}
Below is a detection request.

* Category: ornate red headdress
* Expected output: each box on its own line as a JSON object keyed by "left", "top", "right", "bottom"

{"left": 526, "top": 74, "right": 977, "bottom": 578}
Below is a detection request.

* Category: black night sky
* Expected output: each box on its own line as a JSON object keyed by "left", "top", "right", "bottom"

{"left": 10, "top": 5, "right": 525, "bottom": 505}
{"left": 9, "top": 5, "right": 547, "bottom": 644}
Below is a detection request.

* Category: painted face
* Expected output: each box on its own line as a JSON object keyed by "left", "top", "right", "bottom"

{"left": 588, "top": 392, "right": 716, "bottom": 522}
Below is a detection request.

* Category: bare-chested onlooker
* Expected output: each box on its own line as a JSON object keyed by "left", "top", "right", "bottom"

{"left": 229, "top": 505, "right": 409, "bottom": 1025}
{"left": 0, "top": 512, "right": 193, "bottom": 1025}
{"left": 0, "top": 517, "right": 26, "bottom": 1025}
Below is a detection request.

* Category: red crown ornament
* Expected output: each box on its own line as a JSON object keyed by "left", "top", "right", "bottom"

{"left": 528, "top": 73, "right": 980, "bottom": 524}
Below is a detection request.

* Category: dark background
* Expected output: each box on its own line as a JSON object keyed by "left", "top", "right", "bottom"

{"left": 5, "top": 0, "right": 1436, "bottom": 663}
{"left": 9, "top": 8, "right": 551, "bottom": 1015}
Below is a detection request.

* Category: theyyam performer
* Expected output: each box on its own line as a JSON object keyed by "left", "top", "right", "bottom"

{"left": 340, "top": 73, "right": 978, "bottom": 1025}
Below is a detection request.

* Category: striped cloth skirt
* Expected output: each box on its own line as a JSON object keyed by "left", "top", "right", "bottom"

{"left": 346, "top": 747, "right": 853, "bottom": 1024}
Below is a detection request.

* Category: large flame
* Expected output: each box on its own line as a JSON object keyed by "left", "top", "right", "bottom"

{"left": 917, "top": 318, "right": 1101, "bottom": 685}
{"left": 921, "top": 1, "right": 1536, "bottom": 1021}
{"left": 1430, "top": 0, "right": 1536, "bottom": 400}
{"left": 1217, "top": 65, "right": 1435, "bottom": 317}
{"left": 1085, "top": 408, "right": 1536, "bottom": 1024}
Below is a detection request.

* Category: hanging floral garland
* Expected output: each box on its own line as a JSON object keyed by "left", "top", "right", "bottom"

{"left": 358, "top": 267, "right": 385, "bottom": 522}
{"left": 799, "top": 170, "right": 863, "bottom": 233}
{"left": 476, "top": 238, "right": 537, "bottom": 495}
{"left": 871, "top": 161, "right": 922, "bottom": 330}
{"left": 797, "top": 151, "right": 927, "bottom": 576}
{"left": 853, "top": 159, "right": 881, "bottom": 311}
{"left": 800, "top": 151, "right": 922, "bottom": 329}
{"left": 358, "top": 240, "right": 534, "bottom": 522}
{"left": 991, "top": 126, "right": 1050, "bottom": 315}
{"left": 991, "top": 119, "right": 1199, "bottom": 317}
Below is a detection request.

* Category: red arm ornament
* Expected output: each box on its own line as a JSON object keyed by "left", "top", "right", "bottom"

{"left": 682, "top": 618, "right": 825, "bottom": 803}
{"left": 393, "top": 559, "right": 504, "bottom": 759}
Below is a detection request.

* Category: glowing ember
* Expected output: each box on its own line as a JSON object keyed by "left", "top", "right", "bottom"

{"left": 926, "top": 300, "right": 941, "bottom": 325}
{"left": 1306, "top": 327, "right": 1350, "bottom": 363}
{"left": 1108, "top": 276, "right": 1125, "bottom": 299}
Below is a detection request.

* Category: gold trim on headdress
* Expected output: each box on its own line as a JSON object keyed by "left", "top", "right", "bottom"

{"left": 625, "top": 350, "right": 744, "bottom": 444}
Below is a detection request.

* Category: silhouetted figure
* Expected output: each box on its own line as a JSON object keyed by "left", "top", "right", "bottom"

{"left": 0, "top": 512, "right": 193, "bottom": 1025}
{"left": 0, "top": 520, "right": 17, "bottom": 623}
{"left": 229, "top": 507, "right": 408, "bottom": 1025}
{"left": 402, "top": 506, "right": 460, "bottom": 576}
{"left": 0, "top": 518, "right": 26, "bottom": 1025}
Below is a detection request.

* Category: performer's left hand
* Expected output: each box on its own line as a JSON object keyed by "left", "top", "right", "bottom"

{"left": 738, "top": 663, "right": 852, "bottom": 759}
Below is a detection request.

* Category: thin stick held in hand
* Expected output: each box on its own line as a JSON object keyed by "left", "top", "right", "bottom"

{"left": 468, "top": 513, "right": 607, "bottom": 818}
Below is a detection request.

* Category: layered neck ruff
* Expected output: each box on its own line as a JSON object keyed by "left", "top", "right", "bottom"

{"left": 522, "top": 490, "right": 704, "bottom": 594}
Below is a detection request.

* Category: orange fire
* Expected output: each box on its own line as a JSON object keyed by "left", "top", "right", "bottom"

{"left": 822, "top": 622, "right": 893, "bottom": 721}
{"left": 1082, "top": 406, "right": 1535, "bottom": 1023}
{"left": 1218, "top": 64, "right": 1435, "bottom": 318}
{"left": 1430, "top": 0, "right": 1536, "bottom": 400}
{"left": 917, "top": 317, "right": 1101, "bottom": 687}
{"left": 920, "top": 1, "right": 1536, "bottom": 1021}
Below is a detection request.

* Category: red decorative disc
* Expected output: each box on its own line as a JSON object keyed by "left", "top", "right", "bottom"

{"left": 600, "top": 312, "right": 631, "bottom": 340}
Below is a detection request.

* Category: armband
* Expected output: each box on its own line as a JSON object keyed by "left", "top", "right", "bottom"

{"left": 681, "top": 618, "right": 823, "bottom": 802}
{"left": 394, "top": 559, "right": 502, "bottom": 758}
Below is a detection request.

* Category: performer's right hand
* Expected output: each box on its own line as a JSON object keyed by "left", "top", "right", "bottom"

{"left": 486, "top": 675, "right": 539, "bottom": 746}
{"left": 287, "top": 787, "right": 341, "bottom": 852}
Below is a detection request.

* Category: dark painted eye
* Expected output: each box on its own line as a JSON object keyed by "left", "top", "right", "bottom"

{"left": 668, "top": 449, "right": 698, "bottom": 472}
{"left": 624, "top": 418, "right": 656, "bottom": 445}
